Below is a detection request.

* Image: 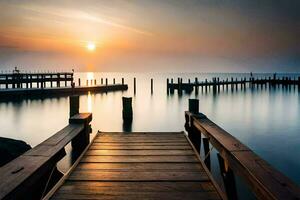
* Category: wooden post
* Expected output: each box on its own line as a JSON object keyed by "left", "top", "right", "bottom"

{"left": 151, "top": 78, "right": 153, "bottom": 94}
{"left": 94, "top": 79, "right": 96, "bottom": 85}
{"left": 101, "top": 78, "right": 103, "bottom": 85}
{"left": 186, "top": 100, "right": 201, "bottom": 153}
{"left": 65, "top": 73, "right": 67, "bottom": 86}
{"left": 57, "top": 74, "right": 60, "bottom": 87}
{"left": 217, "top": 154, "right": 238, "bottom": 200}
{"left": 90, "top": 79, "right": 92, "bottom": 86}
{"left": 188, "top": 99, "right": 199, "bottom": 114}
{"left": 30, "top": 75, "right": 32, "bottom": 88}
{"left": 5, "top": 75, "right": 8, "bottom": 89}
{"left": 86, "top": 80, "right": 88, "bottom": 86}
{"left": 170, "top": 78, "right": 174, "bottom": 94}
{"left": 133, "top": 78, "right": 136, "bottom": 94}
{"left": 195, "top": 78, "right": 198, "bottom": 95}
{"left": 105, "top": 78, "right": 108, "bottom": 86}
{"left": 122, "top": 78, "right": 124, "bottom": 85}
{"left": 113, "top": 78, "right": 115, "bottom": 85}
{"left": 167, "top": 78, "right": 169, "bottom": 94}
{"left": 70, "top": 113, "right": 92, "bottom": 154}
{"left": 69, "top": 96, "right": 79, "bottom": 117}
{"left": 203, "top": 138, "right": 211, "bottom": 170}
{"left": 78, "top": 78, "right": 81, "bottom": 86}
{"left": 122, "top": 97, "right": 133, "bottom": 120}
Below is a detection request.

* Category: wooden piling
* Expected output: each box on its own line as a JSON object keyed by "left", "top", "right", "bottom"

{"left": 94, "top": 79, "right": 97, "bottom": 85}
{"left": 69, "top": 95, "right": 79, "bottom": 117}
{"left": 122, "top": 97, "right": 133, "bottom": 120}
{"left": 133, "top": 78, "right": 136, "bottom": 94}
{"left": 78, "top": 78, "right": 81, "bottom": 86}
{"left": 122, "top": 78, "right": 124, "bottom": 85}
{"left": 151, "top": 78, "right": 153, "bottom": 94}
{"left": 113, "top": 78, "right": 115, "bottom": 85}
{"left": 105, "top": 78, "right": 108, "bottom": 86}
{"left": 203, "top": 138, "right": 211, "bottom": 170}
{"left": 217, "top": 154, "right": 238, "bottom": 200}
{"left": 101, "top": 78, "right": 103, "bottom": 85}
{"left": 188, "top": 99, "right": 199, "bottom": 114}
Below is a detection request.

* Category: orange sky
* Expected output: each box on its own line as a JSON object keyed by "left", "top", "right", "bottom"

{"left": 0, "top": 1, "right": 299, "bottom": 72}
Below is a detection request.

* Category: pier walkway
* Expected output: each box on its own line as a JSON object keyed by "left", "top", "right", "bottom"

{"left": 1, "top": 99, "right": 300, "bottom": 200}
{"left": 50, "top": 132, "right": 221, "bottom": 200}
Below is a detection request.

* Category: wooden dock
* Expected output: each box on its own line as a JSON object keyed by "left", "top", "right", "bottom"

{"left": 167, "top": 75, "right": 300, "bottom": 94}
{"left": 0, "top": 98, "right": 300, "bottom": 200}
{"left": 0, "top": 84, "right": 128, "bottom": 99}
{"left": 50, "top": 132, "right": 222, "bottom": 200}
{"left": 0, "top": 72, "right": 73, "bottom": 89}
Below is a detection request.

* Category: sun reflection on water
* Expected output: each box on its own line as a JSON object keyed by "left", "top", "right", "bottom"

{"left": 87, "top": 92, "right": 92, "bottom": 112}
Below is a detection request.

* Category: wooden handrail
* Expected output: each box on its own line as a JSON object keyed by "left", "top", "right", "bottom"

{"left": 0, "top": 113, "right": 92, "bottom": 200}
{"left": 185, "top": 111, "right": 300, "bottom": 200}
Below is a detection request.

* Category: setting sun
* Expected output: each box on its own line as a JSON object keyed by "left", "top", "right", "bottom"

{"left": 86, "top": 42, "right": 96, "bottom": 51}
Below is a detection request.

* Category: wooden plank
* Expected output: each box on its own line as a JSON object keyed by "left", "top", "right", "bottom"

{"left": 52, "top": 182, "right": 220, "bottom": 200}
{"left": 68, "top": 170, "right": 208, "bottom": 181}
{"left": 85, "top": 149, "right": 195, "bottom": 156}
{"left": 98, "top": 132, "right": 184, "bottom": 136}
{"left": 89, "top": 145, "right": 192, "bottom": 150}
{"left": 25, "top": 124, "right": 83, "bottom": 156}
{"left": 80, "top": 155, "right": 199, "bottom": 163}
{"left": 76, "top": 163, "right": 204, "bottom": 171}
{"left": 192, "top": 116, "right": 250, "bottom": 152}
{"left": 93, "top": 139, "right": 187, "bottom": 143}
{"left": 91, "top": 142, "right": 188, "bottom": 146}
{"left": 52, "top": 191, "right": 220, "bottom": 200}
{"left": 230, "top": 151, "right": 300, "bottom": 200}
{"left": 96, "top": 134, "right": 185, "bottom": 138}
{"left": 58, "top": 181, "right": 217, "bottom": 192}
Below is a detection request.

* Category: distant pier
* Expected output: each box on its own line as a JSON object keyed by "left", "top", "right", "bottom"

{"left": 0, "top": 71, "right": 74, "bottom": 89}
{"left": 0, "top": 70, "right": 128, "bottom": 98}
{"left": 167, "top": 74, "right": 300, "bottom": 93}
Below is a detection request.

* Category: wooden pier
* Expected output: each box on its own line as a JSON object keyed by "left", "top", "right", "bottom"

{"left": 0, "top": 72, "right": 74, "bottom": 89}
{"left": 0, "top": 98, "right": 299, "bottom": 200}
{"left": 167, "top": 75, "right": 300, "bottom": 93}
{"left": 0, "top": 84, "right": 128, "bottom": 99}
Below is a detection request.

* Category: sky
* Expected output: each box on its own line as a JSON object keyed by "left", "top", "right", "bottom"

{"left": 0, "top": 0, "right": 299, "bottom": 72}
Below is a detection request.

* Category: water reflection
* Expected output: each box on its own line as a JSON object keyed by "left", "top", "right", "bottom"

{"left": 87, "top": 92, "right": 92, "bottom": 112}
{"left": 0, "top": 72, "right": 299, "bottom": 189}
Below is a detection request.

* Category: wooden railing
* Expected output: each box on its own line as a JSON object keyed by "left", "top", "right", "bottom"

{"left": 185, "top": 99, "right": 300, "bottom": 200}
{"left": 0, "top": 112, "right": 92, "bottom": 200}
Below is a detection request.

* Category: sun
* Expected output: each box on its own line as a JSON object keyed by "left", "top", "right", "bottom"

{"left": 86, "top": 42, "right": 96, "bottom": 51}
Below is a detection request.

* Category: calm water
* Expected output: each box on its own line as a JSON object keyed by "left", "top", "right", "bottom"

{"left": 0, "top": 72, "right": 299, "bottom": 198}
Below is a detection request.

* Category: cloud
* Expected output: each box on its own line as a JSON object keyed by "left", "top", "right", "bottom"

{"left": 17, "top": 4, "right": 153, "bottom": 36}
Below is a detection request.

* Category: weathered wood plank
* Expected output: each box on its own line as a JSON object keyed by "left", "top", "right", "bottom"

{"left": 75, "top": 163, "right": 204, "bottom": 171}
{"left": 24, "top": 124, "right": 84, "bottom": 156}
{"left": 192, "top": 117, "right": 250, "bottom": 152}
{"left": 89, "top": 145, "right": 192, "bottom": 150}
{"left": 85, "top": 149, "right": 195, "bottom": 156}
{"left": 68, "top": 170, "right": 208, "bottom": 181}
{"left": 52, "top": 191, "right": 220, "bottom": 200}
{"left": 98, "top": 132, "right": 184, "bottom": 136}
{"left": 93, "top": 139, "right": 187, "bottom": 143}
{"left": 230, "top": 151, "right": 300, "bottom": 200}
{"left": 91, "top": 142, "right": 188, "bottom": 146}
{"left": 80, "top": 155, "right": 199, "bottom": 163}
{"left": 52, "top": 182, "right": 220, "bottom": 200}
{"left": 58, "top": 181, "right": 217, "bottom": 192}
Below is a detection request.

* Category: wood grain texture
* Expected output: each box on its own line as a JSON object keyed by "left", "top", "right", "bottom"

{"left": 50, "top": 132, "right": 222, "bottom": 200}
